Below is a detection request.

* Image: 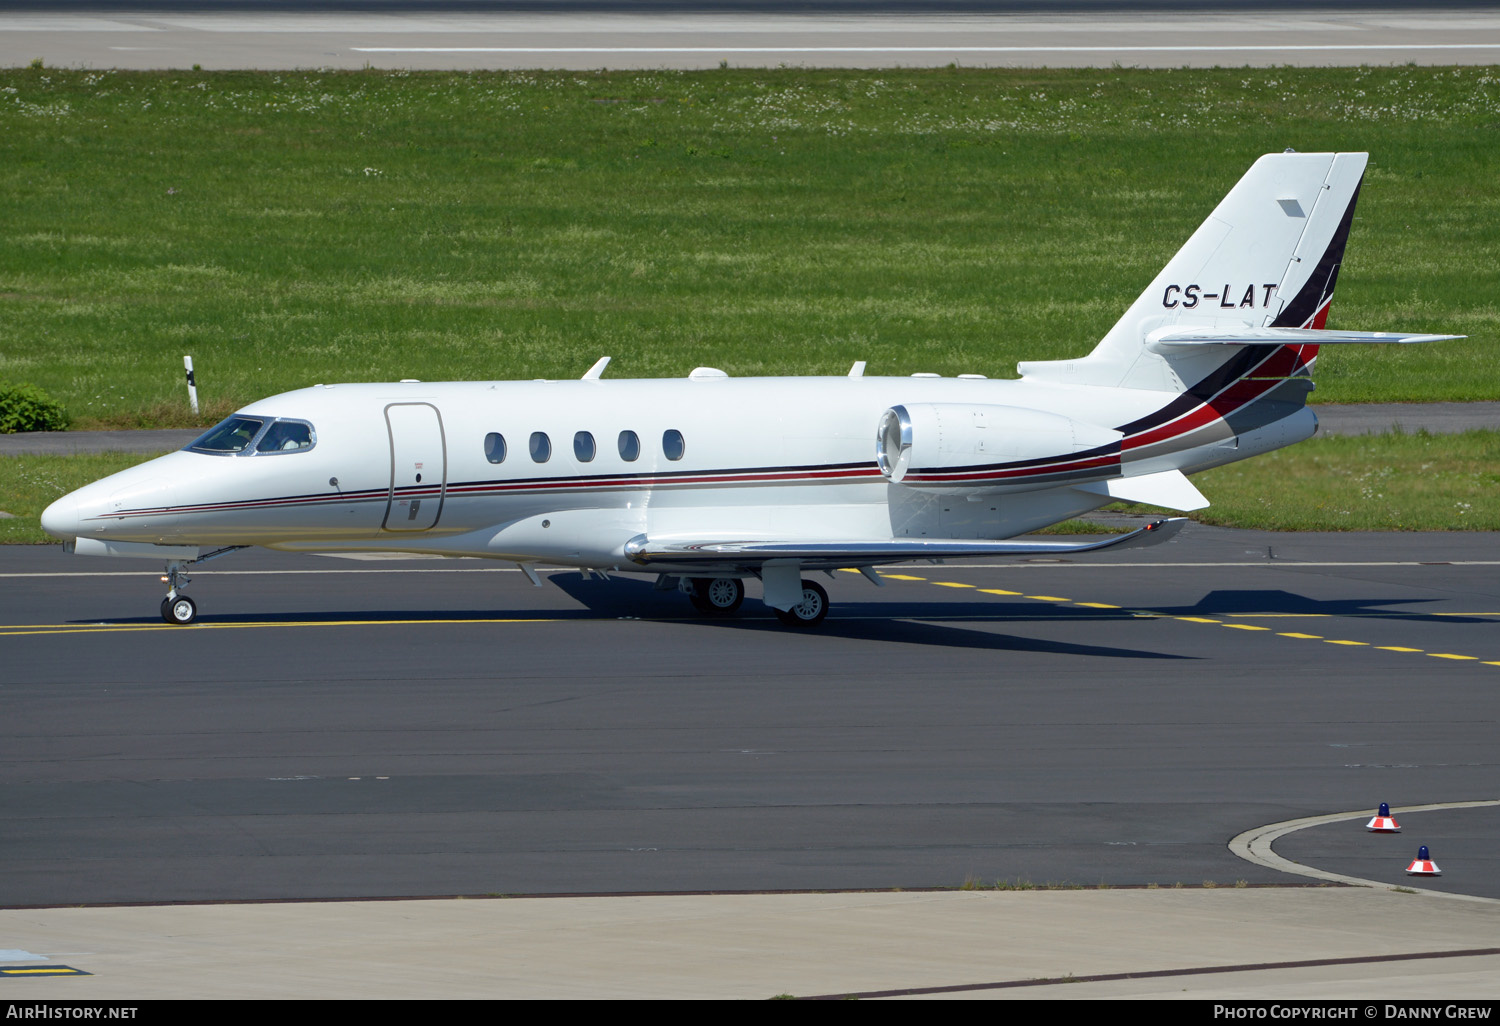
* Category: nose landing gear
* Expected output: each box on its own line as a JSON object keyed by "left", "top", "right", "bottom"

{"left": 157, "top": 546, "right": 247, "bottom": 625}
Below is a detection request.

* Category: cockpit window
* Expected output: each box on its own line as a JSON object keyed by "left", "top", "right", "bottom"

{"left": 186, "top": 416, "right": 266, "bottom": 455}
{"left": 255, "top": 419, "right": 316, "bottom": 454}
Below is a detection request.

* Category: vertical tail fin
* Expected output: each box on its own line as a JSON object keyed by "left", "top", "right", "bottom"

{"left": 1019, "top": 151, "right": 1368, "bottom": 392}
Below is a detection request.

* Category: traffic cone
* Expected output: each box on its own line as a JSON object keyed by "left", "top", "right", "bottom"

{"left": 1366, "top": 802, "right": 1401, "bottom": 833}
{"left": 1405, "top": 845, "right": 1441, "bottom": 876}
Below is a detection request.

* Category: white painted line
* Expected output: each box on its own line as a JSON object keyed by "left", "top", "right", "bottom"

{"left": 3, "top": 568, "right": 525, "bottom": 578}
{"left": 354, "top": 44, "right": 1500, "bottom": 55}
{"left": 1228, "top": 800, "right": 1500, "bottom": 905}
{"left": 8, "top": 560, "right": 1499, "bottom": 578}
{"left": 919, "top": 561, "right": 1500, "bottom": 569}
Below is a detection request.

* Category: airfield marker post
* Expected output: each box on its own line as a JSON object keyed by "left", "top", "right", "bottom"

{"left": 184, "top": 355, "right": 199, "bottom": 415}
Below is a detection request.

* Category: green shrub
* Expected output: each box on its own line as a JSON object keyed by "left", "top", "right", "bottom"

{"left": 0, "top": 382, "right": 70, "bottom": 433}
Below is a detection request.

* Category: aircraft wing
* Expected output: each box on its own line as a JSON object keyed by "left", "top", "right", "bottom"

{"left": 1149, "top": 327, "right": 1463, "bottom": 347}
{"left": 624, "top": 517, "right": 1187, "bottom": 568}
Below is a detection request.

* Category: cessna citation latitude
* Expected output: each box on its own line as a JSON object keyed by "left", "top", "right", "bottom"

{"left": 42, "top": 151, "right": 1459, "bottom": 626}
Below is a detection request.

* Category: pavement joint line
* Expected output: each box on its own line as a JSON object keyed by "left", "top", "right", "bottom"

{"left": 1228, "top": 800, "right": 1500, "bottom": 904}
{"left": 810, "top": 946, "right": 1500, "bottom": 1000}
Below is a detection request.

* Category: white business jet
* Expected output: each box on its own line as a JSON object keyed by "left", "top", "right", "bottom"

{"left": 41, "top": 151, "right": 1457, "bottom": 626}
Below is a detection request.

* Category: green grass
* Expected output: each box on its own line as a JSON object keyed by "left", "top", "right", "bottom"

{"left": 0, "top": 451, "right": 161, "bottom": 543}
{"left": 1, "top": 65, "right": 1497, "bottom": 428}
{"left": 1190, "top": 429, "right": 1500, "bottom": 530}
{"left": 2, "top": 430, "right": 1494, "bottom": 543}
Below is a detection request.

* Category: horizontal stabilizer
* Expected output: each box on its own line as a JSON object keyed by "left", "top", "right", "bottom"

{"left": 624, "top": 518, "right": 1187, "bottom": 568}
{"left": 1149, "top": 327, "right": 1463, "bottom": 349}
{"left": 1075, "top": 469, "right": 1209, "bottom": 512}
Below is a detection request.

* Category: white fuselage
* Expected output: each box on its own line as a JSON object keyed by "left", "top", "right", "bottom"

{"left": 42, "top": 372, "right": 1313, "bottom": 575}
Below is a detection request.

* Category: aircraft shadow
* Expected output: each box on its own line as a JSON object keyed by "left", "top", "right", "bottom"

{"left": 550, "top": 575, "right": 1191, "bottom": 660}
{"left": 1154, "top": 589, "right": 1492, "bottom": 625}
{"left": 77, "top": 576, "right": 1187, "bottom": 660}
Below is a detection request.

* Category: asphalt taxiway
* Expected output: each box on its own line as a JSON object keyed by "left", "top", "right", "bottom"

{"left": 8, "top": 3, "right": 1500, "bottom": 71}
{"left": 3, "top": 526, "right": 1499, "bottom": 995}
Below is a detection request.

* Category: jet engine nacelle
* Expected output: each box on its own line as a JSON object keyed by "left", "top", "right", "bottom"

{"left": 876, "top": 403, "right": 1122, "bottom": 488}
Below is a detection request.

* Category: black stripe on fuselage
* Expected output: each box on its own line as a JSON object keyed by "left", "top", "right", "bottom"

{"left": 95, "top": 461, "right": 882, "bottom": 520}
{"left": 1273, "top": 177, "right": 1362, "bottom": 329}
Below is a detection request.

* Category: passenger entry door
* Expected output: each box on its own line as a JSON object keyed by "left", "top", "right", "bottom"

{"left": 384, "top": 403, "right": 446, "bottom": 531}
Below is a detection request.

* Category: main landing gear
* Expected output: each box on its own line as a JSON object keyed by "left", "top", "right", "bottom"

{"left": 158, "top": 546, "right": 247, "bottom": 625}
{"left": 773, "top": 579, "right": 829, "bottom": 628}
{"left": 688, "top": 577, "right": 745, "bottom": 615}
{"left": 678, "top": 575, "right": 827, "bottom": 626}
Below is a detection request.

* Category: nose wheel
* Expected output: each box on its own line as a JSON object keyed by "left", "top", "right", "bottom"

{"left": 156, "top": 545, "right": 246, "bottom": 626}
{"left": 161, "top": 594, "right": 198, "bottom": 625}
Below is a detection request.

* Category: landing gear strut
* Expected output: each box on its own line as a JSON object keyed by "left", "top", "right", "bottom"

{"left": 158, "top": 546, "right": 247, "bottom": 625}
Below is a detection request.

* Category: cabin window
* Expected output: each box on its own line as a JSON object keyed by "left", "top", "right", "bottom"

{"left": 529, "top": 431, "right": 551, "bottom": 463}
{"left": 185, "top": 416, "right": 266, "bottom": 455}
{"left": 484, "top": 432, "right": 507, "bottom": 464}
{"left": 574, "top": 431, "right": 596, "bottom": 463}
{"left": 618, "top": 430, "right": 640, "bottom": 462}
{"left": 663, "top": 429, "right": 685, "bottom": 461}
{"left": 255, "top": 419, "right": 315, "bottom": 454}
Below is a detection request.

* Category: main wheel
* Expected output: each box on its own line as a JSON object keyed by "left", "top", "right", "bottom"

{"left": 691, "top": 577, "right": 745, "bottom": 615}
{"left": 161, "top": 594, "right": 198, "bottom": 625}
{"left": 774, "top": 579, "right": 829, "bottom": 628}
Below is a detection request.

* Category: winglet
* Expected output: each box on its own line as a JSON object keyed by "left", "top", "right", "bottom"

{"left": 581, "top": 356, "right": 611, "bottom": 380}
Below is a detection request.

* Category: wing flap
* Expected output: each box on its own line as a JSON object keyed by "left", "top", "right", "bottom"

{"left": 624, "top": 518, "right": 1187, "bottom": 567}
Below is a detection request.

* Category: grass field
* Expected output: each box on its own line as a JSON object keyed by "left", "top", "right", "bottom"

{"left": 1, "top": 64, "right": 1497, "bottom": 428}
{"left": 3, "top": 430, "right": 1495, "bottom": 544}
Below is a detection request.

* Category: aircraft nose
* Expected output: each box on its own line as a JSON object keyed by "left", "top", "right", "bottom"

{"left": 40, "top": 492, "right": 81, "bottom": 540}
